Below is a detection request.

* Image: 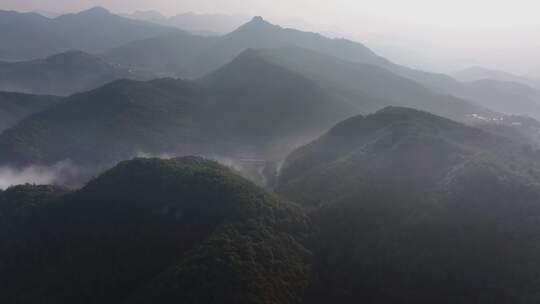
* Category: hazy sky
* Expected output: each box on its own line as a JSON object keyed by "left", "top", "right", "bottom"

{"left": 3, "top": 0, "right": 540, "bottom": 28}
{"left": 2, "top": 0, "right": 540, "bottom": 74}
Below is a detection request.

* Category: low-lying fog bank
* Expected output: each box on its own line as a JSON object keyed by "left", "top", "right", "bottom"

{"left": 0, "top": 154, "right": 282, "bottom": 190}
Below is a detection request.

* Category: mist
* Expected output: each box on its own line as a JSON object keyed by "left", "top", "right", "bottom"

{"left": 0, "top": 161, "right": 98, "bottom": 189}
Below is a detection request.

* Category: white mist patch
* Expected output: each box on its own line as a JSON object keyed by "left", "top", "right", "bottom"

{"left": 0, "top": 161, "right": 87, "bottom": 189}
{"left": 134, "top": 151, "right": 176, "bottom": 159}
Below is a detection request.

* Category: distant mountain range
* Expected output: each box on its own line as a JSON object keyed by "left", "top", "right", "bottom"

{"left": 0, "top": 7, "right": 181, "bottom": 61}
{"left": 101, "top": 16, "right": 540, "bottom": 120}
{"left": 125, "top": 10, "right": 250, "bottom": 35}
{"left": 1, "top": 9, "right": 538, "bottom": 120}
{"left": 453, "top": 66, "right": 540, "bottom": 88}
{"left": 255, "top": 46, "right": 491, "bottom": 121}
{"left": 0, "top": 51, "right": 143, "bottom": 95}
{"left": 1, "top": 9, "right": 539, "bottom": 169}
{"left": 448, "top": 79, "right": 540, "bottom": 118}
{"left": 103, "top": 16, "right": 386, "bottom": 79}
{"left": 0, "top": 48, "right": 496, "bottom": 168}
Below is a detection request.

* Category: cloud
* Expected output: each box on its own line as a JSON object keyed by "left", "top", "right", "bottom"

{"left": 0, "top": 161, "right": 92, "bottom": 189}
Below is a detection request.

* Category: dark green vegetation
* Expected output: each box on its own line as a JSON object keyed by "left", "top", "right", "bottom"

{"left": 277, "top": 107, "right": 540, "bottom": 303}
{"left": 0, "top": 51, "right": 142, "bottom": 96}
{"left": 0, "top": 91, "right": 59, "bottom": 132}
{"left": 0, "top": 7, "right": 181, "bottom": 61}
{"left": 4, "top": 109, "right": 540, "bottom": 303}
{"left": 0, "top": 157, "right": 311, "bottom": 304}
{"left": 0, "top": 79, "right": 215, "bottom": 165}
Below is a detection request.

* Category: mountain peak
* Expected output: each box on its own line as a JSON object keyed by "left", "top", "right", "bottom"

{"left": 78, "top": 6, "right": 111, "bottom": 16}
{"left": 251, "top": 16, "right": 265, "bottom": 23}
{"left": 230, "top": 15, "right": 276, "bottom": 34}
{"left": 248, "top": 15, "right": 273, "bottom": 27}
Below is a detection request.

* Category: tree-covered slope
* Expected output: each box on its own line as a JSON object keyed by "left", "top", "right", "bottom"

{"left": 279, "top": 106, "right": 539, "bottom": 205}
{"left": 277, "top": 107, "right": 540, "bottom": 303}
{"left": 0, "top": 157, "right": 311, "bottom": 304}
{"left": 0, "top": 79, "right": 215, "bottom": 165}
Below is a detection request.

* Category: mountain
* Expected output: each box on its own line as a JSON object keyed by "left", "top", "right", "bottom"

{"left": 0, "top": 7, "right": 182, "bottom": 61}
{"left": 255, "top": 46, "right": 494, "bottom": 122}
{"left": 382, "top": 62, "right": 540, "bottom": 120}
{"left": 0, "top": 79, "right": 215, "bottom": 166}
{"left": 125, "top": 10, "right": 167, "bottom": 23}
{"left": 5, "top": 112, "right": 540, "bottom": 303}
{"left": 0, "top": 51, "right": 142, "bottom": 95}
{"left": 199, "top": 49, "right": 358, "bottom": 152}
{"left": 126, "top": 11, "right": 249, "bottom": 34}
{"left": 103, "top": 16, "right": 540, "bottom": 120}
{"left": 448, "top": 79, "right": 540, "bottom": 118}
{"left": 166, "top": 12, "right": 249, "bottom": 34}
{"left": 103, "top": 16, "right": 388, "bottom": 79}
{"left": 100, "top": 16, "right": 453, "bottom": 91}
{"left": 277, "top": 107, "right": 540, "bottom": 303}
{"left": 0, "top": 156, "right": 311, "bottom": 304}
{"left": 0, "top": 52, "right": 357, "bottom": 167}
{"left": 0, "top": 91, "right": 59, "bottom": 132}
{"left": 104, "top": 33, "right": 218, "bottom": 78}
{"left": 32, "top": 10, "right": 63, "bottom": 18}
{"left": 453, "top": 66, "right": 540, "bottom": 88}
{"left": 105, "top": 23, "right": 495, "bottom": 121}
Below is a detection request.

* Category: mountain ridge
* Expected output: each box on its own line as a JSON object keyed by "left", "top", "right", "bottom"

{"left": 0, "top": 7, "right": 182, "bottom": 61}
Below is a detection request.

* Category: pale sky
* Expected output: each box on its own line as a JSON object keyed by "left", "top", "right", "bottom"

{"left": 3, "top": 0, "right": 540, "bottom": 28}
{"left": 2, "top": 0, "right": 540, "bottom": 74}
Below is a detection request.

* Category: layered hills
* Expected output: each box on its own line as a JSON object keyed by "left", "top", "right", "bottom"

{"left": 0, "top": 51, "right": 141, "bottom": 95}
